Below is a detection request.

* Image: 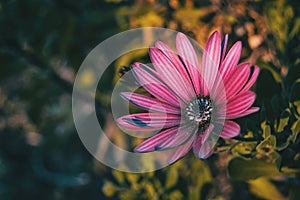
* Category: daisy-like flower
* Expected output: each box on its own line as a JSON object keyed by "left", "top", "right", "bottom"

{"left": 117, "top": 31, "right": 260, "bottom": 164}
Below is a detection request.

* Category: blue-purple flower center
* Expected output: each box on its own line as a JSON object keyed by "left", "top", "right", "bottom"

{"left": 185, "top": 96, "right": 212, "bottom": 127}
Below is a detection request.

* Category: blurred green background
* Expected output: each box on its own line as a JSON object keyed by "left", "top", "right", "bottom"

{"left": 0, "top": 0, "right": 300, "bottom": 199}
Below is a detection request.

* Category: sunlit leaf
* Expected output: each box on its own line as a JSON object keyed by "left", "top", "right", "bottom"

{"left": 231, "top": 142, "right": 257, "bottom": 156}
{"left": 248, "top": 177, "right": 286, "bottom": 200}
{"left": 277, "top": 109, "right": 290, "bottom": 132}
{"left": 256, "top": 135, "right": 276, "bottom": 153}
{"left": 228, "top": 157, "right": 283, "bottom": 180}
{"left": 144, "top": 183, "right": 157, "bottom": 199}
{"left": 169, "top": 190, "right": 183, "bottom": 200}
{"left": 261, "top": 121, "right": 271, "bottom": 139}
{"left": 165, "top": 166, "right": 179, "bottom": 189}
{"left": 290, "top": 120, "right": 300, "bottom": 143}
{"left": 102, "top": 181, "right": 118, "bottom": 197}
{"left": 126, "top": 173, "right": 139, "bottom": 184}
{"left": 112, "top": 170, "right": 125, "bottom": 184}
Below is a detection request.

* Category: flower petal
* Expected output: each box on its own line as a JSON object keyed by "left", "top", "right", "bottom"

{"left": 131, "top": 62, "right": 181, "bottom": 106}
{"left": 155, "top": 41, "right": 195, "bottom": 90}
{"left": 226, "top": 91, "right": 256, "bottom": 119}
{"left": 134, "top": 126, "right": 179, "bottom": 152}
{"left": 221, "top": 34, "right": 228, "bottom": 62}
{"left": 202, "top": 31, "right": 221, "bottom": 95}
{"left": 149, "top": 47, "right": 195, "bottom": 101}
{"left": 220, "top": 120, "right": 240, "bottom": 138}
{"left": 121, "top": 92, "right": 180, "bottom": 115}
{"left": 168, "top": 136, "right": 194, "bottom": 164}
{"left": 176, "top": 33, "right": 202, "bottom": 94}
{"left": 231, "top": 107, "right": 260, "bottom": 119}
{"left": 224, "top": 63, "right": 251, "bottom": 101}
{"left": 219, "top": 41, "right": 242, "bottom": 80}
{"left": 154, "top": 124, "right": 197, "bottom": 150}
{"left": 117, "top": 113, "right": 180, "bottom": 131}
{"left": 193, "top": 124, "right": 215, "bottom": 159}
{"left": 241, "top": 65, "right": 260, "bottom": 92}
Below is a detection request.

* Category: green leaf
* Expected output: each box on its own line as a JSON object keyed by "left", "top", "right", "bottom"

{"left": 165, "top": 166, "right": 178, "bottom": 189}
{"left": 256, "top": 135, "right": 276, "bottom": 153}
{"left": 112, "top": 170, "right": 125, "bottom": 184}
{"left": 261, "top": 121, "right": 271, "bottom": 139}
{"left": 228, "top": 157, "right": 283, "bottom": 180}
{"left": 231, "top": 142, "right": 257, "bottom": 156}
{"left": 277, "top": 109, "right": 290, "bottom": 132}
{"left": 291, "top": 101, "right": 300, "bottom": 119}
{"left": 290, "top": 120, "right": 300, "bottom": 143}
{"left": 168, "top": 190, "right": 183, "bottom": 200}
{"left": 102, "top": 181, "right": 119, "bottom": 197}
{"left": 248, "top": 177, "right": 285, "bottom": 200}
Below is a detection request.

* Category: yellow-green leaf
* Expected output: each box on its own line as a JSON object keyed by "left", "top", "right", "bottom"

{"left": 290, "top": 120, "right": 300, "bottom": 143}
{"left": 102, "top": 181, "right": 118, "bottom": 197}
{"left": 261, "top": 121, "right": 271, "bottom": 139}
{"left": 249, "top": 177, "right": 286, "bottom": 200}
{"left": 231, "top": 142, "right": 257, "bottom": 156}
{"left": 165, "top": 166, "right": 178, "bottom": 189}
{"left": 228, "top": 157, "right": 283, "bottom": 180}
{"left": 112, "top": 170, "right": 125, "bottom": 184}
{"left": 256, "top": 135, "right": 276, "bottom": 153}
{"left": 277, "top": 109, "right": 290, "bottom": 132}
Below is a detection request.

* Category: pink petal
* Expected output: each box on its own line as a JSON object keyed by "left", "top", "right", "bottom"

{"left": 210, "top": 75, "right": 227, "bottom": 106}
{"left": 176, "top": 33, "right": 202, "bottom": 94}
{"left": 193, "top": 124, "right": 215, "bottom": 159}
{"left": 211, "top": 41, "right": 242, "bottom": 102}
{"left": 121, "top": 92, "right": 180, "bottom": 115}
{"left": 221, "top": 34, "right": 228, "bottom": 62}
{"left": 149, "top": 47, "right": 195, "bottom": 102}
{"left": 134, "top": 126, "right": 179, "bottom": 152}
{"left": 220, "top": 120, "right": 240, "bottom": 138}
{"left": 168, "top": 135, "right": 194, "bottom": 164}
{"left": 226, "top": 91, "right": 256, "bottom": 119}
{"left": 117, "top": 113, "right": 180, "bottom": 131}
{"left": 224, "top": 63, "right": 251, "bottom": 101}
{"left": 202, "top": 31, "right": 221, "bottom": 95}
{"left": 241, "top": 65, "right": 260, "bottom": 92}
{"left": 131, "top": 62, "right": 181, "bottom": 106}
{"left": 155, "top": 41, "right": 195, "bottom": 90}
{"left": 154, "top": 124, "right": 197, "bottom": 150}
{"left": 219, "top": 41, "right": 242, "bottom": 80}
{"left": 230, "top": 107, "right": 260, "bottom": 119}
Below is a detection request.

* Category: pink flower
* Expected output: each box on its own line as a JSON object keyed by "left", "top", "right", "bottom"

{"left": 117, "top": 31, "right": 260, "bottom": 164}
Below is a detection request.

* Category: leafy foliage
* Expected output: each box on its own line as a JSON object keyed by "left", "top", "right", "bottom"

{"left": 1, "top": 0, "right": 299, "bottom": 199}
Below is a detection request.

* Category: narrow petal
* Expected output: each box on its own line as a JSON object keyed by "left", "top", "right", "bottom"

{"left": 241, "top": 65, "right": 260, "bottom": 92}
{"left": 219, "top": 41, "right": 242, "bottom": 80}
{"left": 193, "top": 124, "right": 215, "bottom": 159}
{"left": 202, "top": 31, "right": 221, "bottom": 95}
{"left": 155, "top": 124, "right": 197, "bottom": 150}
{"left": 134, "top": 126, "right": 179, "bottom": 152}
{"left": 229, "top": 107, "right": 260, "bottom": 119}
{"left": 149, "top": 47, "right": 195, "bottom": 101}
{"left": 224, "top": 63, "right": 251, "bottom": 100}
{"left": 176, "top": 33, "right": 201, "bottom": 94}
{"left": 221, "top": 34, "right": 228, "bottom": 62}
{"left": 220, "top": 120, "right": 240, "bottom": 138}
{"left": 131, "top": 62, "right": 181, "bottom": 106}
{"left": 117, "top": 113, "right": 180, "bottom": 131}
{"left": 155, "top": 41, "right": 195, "bottom": 90}
{"left": 226, "top": 91, "right": 256, "bottom": 119}
{"left": 121, "top": 92, "right": 180, "bottom": 115}
{"left": 210, "top": 75, "right": 227, "bottom": 106}
{"left": 168, "top": 136, "right": 194, "bottom": 164}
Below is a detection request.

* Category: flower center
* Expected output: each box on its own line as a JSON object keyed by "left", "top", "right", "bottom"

{"left": 185, "top": 96, "right": 213, "bottom": 127}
